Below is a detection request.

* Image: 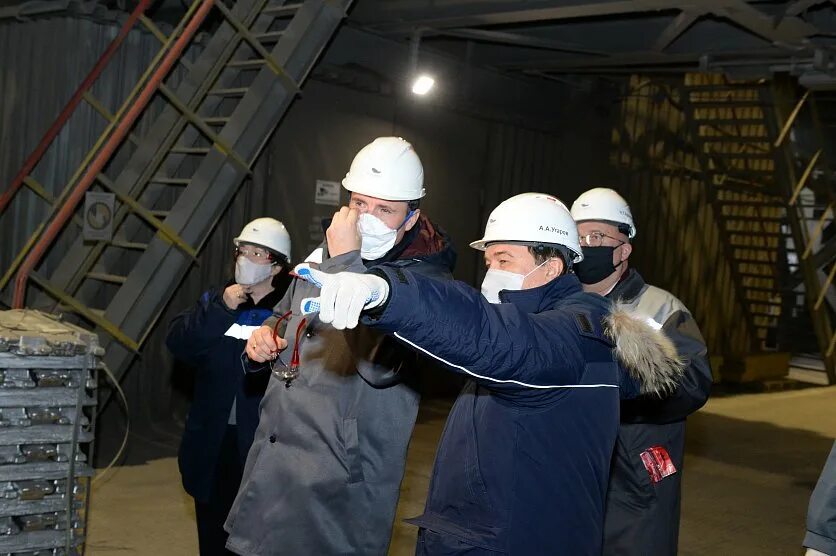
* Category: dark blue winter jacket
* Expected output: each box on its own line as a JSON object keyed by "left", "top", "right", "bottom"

{"left": 165, "top": 279, "right": 289, "bottom": 502}
{"left": 362, "top": 268, "right": 672, "bottom": 555}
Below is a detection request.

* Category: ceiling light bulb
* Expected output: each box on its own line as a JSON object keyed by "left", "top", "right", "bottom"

{"left": 411, "top": 75, "right": 435, "bottom": 95}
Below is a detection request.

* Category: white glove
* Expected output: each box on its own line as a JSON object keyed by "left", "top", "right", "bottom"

{"left": 295, "top": 263, "right": 389, "bottom": 330}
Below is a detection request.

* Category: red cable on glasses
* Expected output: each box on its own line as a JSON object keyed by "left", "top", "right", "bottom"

{"left": 271, "top": 310, "right": 293, "bottom": 351}
{"left": 268, "top": 310, "right": 307, "bottom": 388}
{"left": 290, "top": 318, "right": 307, "bottom": 372}
{"left": 266, "top": 272, "right": 315, "bottom": 387}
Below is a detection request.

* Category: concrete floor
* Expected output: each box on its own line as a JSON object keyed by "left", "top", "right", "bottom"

{"left": 86, "top": 386, "right": 836, "bottom": 555}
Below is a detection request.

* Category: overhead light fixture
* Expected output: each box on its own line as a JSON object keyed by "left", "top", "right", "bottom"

{"left": 408, "top": 31, "right": 435, "bottom": 96}
{"left": 411, "top": 74, "right": 435, "bottom": 95}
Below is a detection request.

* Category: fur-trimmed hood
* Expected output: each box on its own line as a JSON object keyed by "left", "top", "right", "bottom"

{"left": 604, "top": 301, "right": 686, "bottom": 397}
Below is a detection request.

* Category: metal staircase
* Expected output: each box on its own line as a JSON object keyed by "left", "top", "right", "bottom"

{"left": 772, "top": 81, "right": 836, "bottom": 385}
{"left": 681, "top": 74, "right": 788, "bottom": 350}
{"left": 681, "top": 73, "right": 835, "bottom": 384}
{"left": 0, "top": 0, "right": 352, "bottom": 382}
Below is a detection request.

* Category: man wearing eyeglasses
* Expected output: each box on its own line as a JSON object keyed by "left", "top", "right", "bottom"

{"left": 570, "top": 188, "right": 713, "bottom": 556}
{"left": 223, "top": 138, "right": 457, "bottom": 556}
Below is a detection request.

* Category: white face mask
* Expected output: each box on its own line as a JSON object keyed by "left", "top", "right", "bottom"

{"left": 235, "top": 258, "right": 274, "bottom": 286}
{"left": 480, "top": 259, "right": 551, "bottom": 304}
{"left": 357, "top": 211, "right": 413, "bottom": 260}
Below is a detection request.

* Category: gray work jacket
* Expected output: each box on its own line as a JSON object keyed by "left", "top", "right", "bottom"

{"left": 225, "top": 223, "right": 455, "bottom": 556}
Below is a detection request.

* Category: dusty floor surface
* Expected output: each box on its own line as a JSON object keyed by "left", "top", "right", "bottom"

{"left": 86, "top": 386, "right": 836, "bottom": 555}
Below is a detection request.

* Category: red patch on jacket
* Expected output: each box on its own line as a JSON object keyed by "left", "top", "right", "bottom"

{"left": 640, "top": 445, "right": 677, "bottom": 483}
{"left": 400, "top": 215, "right": 447, "bottom": 259}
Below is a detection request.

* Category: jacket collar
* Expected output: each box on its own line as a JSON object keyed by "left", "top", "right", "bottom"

{"left": 607, "top": 268, "right": 645, "bottom": 302}
{"left": 498, "top": 273, "right": 584, "bottom": 313}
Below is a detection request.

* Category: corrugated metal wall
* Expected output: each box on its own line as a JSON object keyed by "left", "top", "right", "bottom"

{"left": 611, "top": 76, "right": 752, "bottom": 361}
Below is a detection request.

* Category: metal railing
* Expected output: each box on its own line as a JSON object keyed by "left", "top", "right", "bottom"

{"left": 0, "top": 0, "right": 215, "bottom": 317}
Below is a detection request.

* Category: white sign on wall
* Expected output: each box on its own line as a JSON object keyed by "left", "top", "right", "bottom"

{"left": 83, "top": 191, "right": 115, "bottom": 242}
{"left": 314, "top": 180, "right": 340, "bottom": 206}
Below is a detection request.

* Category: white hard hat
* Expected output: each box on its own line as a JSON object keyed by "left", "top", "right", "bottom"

{"left": 342, "top": 137, "right": 426, "bottom": 201}
{"left": 234, "top": 218, "right": 291, "bottom": 260}
{"left": 570, "top": 187, "right": 636, "bottom": 239}
{"left": 470, "top": 192, "right": 583, "bottom": 263}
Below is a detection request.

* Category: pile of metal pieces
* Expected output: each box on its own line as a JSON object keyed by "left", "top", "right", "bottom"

{"left": 0, "top": 310, "right": 100, "bottom": 556}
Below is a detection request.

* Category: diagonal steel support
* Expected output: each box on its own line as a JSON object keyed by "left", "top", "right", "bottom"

{"left": 156, "top": 84, "right": 253, "bottom": 173}
{"left": 95, "top": 174, "right": 198, "bottom": 260}
{"left": 139, "top": 14, "right": 168, "bottom": 43}
{"left": 713, "top": 0, "right": 819, "bottom": 44}
{"left": 788, "top": 149, "right": 822, "bottom": 206}
{"left": 815, "top": 264, "right": 836, "bottom": 310}
{"left": 802, "top": 202, "right": 834, "bottom": 259}
{"left": 774, "top": 90, "right": 809, "bottom": 148}
{"left": 213, "top": 0, "right": 302, "bottom": 94}
{"left": 786, "top": 0, "right": 832, "bottom": 16}
{"left": 786, "top": 235, "right": 836, "bottom": 290}
{"left": 654, "top": 10, "right": 702, "bottom": 52}
{"left": 28, "top": 273, "right": 140, "bottom": 353}
{"left": 82, "top": 92, "right": 142, "bottom": 146}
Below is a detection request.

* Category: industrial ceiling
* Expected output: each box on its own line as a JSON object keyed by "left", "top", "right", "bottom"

{"left": 4, "top": 1, "right": 836, "bottom": 83}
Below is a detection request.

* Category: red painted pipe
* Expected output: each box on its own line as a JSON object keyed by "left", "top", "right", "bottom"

{"left": 0, "top": 0, "right": 155, "bottom": 217}
{"left": 12, "top": 0, "right": 216, "bottom": 309}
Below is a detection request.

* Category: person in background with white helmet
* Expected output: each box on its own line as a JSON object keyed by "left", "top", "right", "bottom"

{"left": 284, "top": 192, "right": 685, "bottom": 555}
{"left": 224, "top": 137, "right": 456, "bottom": 555}
{"left": 165, "top": 218, "right": 293, "bottom": 555}
{"left": 570, "top": 187, "right": 712, "bottom": 556}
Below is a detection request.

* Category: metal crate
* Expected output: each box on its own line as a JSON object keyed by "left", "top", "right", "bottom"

{"left": 0, "top": 311, "right": 100, "bottom": 555}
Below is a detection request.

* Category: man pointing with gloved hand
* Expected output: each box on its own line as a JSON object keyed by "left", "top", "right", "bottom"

{"left": 294, "top": 192, "right": 687, "bottom": 556}
{"left": 295, "top": 264, "right": 388, "bottom": 330}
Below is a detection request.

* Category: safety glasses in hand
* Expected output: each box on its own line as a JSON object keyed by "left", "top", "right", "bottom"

{"left": 268, "top": 310, "right": 308, "bottom": 388}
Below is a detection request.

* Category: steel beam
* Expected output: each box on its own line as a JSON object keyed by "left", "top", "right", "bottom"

{"left": 499, "top": 47, "right": 806, "bottom": 71}
{"left": 429, "top": 28, "right": 609, "bottom": 56}
{"left": 654, "top": 10, "right": 703, "bottom": 51}
{"left": 366, "top": 0, "right": 679, "bottom": 32}
{"left": 713, "top": 0, "right": 819, "bottom": 44}
{"left": 785, "top": 0, "right": 833, "bottom": 16}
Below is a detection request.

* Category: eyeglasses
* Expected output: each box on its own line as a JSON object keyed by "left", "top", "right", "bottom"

{"left": 268, "top": 310, "right": 307, "bottom": 388}
{"left": 579, "top": 231, "right": 625, "bottom": 248}
{"left": 235, "top": 246, "right": 274, "bottom": 262}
